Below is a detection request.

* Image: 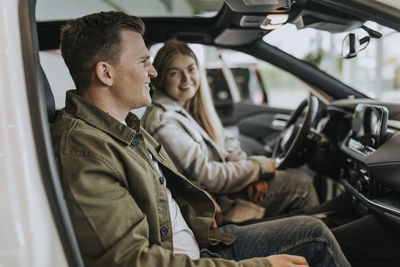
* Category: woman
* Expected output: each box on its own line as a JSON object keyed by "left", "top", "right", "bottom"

{"left": 142, "top": 41, "right": 318, "bottom": 222}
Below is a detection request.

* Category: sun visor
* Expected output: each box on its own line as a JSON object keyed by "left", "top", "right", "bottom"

{"left": 214, "top": 28, "right": 263, "bottom": 46}
{"left": 225, "top": 0, "right": 294, "bottom": 13}
{"left": 294, "top": 10, "right": 364, "bottom": 33}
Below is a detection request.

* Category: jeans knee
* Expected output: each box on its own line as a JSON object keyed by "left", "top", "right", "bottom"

{"left": 305, "top": 216, "right": 338, "bottom": 247}
{"left": 296, "top": 216, "right": 330, "bottom": 236}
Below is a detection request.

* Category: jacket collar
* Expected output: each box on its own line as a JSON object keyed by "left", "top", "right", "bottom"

{"left": 151, "top": 90, "right": 225, "bottom": 160}
{"left": 152, "top": 90, "right": 206, "bottom": 129}
{"left": 64, "top": 90, "right": 138, "bottom": 146}
{"left": 151, "top": 89, "right": 185, "bottom": 113}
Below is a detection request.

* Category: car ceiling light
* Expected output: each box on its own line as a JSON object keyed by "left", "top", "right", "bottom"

{"left": 260, "top": 14, "right": 289, "bottom": 30}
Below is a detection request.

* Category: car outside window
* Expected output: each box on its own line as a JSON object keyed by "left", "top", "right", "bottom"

{"left": 263, "top": 22, "right": 400, "bottom": 102}
{"left": 207, "top": 48, "right": 310, "bottom": 109}
{"left": 39, "top": 50, "right": 73, "bottom": 109}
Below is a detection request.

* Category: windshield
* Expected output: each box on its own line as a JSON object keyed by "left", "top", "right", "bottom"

{"left": 263, "top": 21, "right": 400, "bottom": 102}
{"left": 36, "top": 0, "right": 224, "bottom": 21}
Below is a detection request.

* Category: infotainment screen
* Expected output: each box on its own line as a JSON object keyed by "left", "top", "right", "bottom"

{"left": 351, "top": 104, "right": 388, "bottom": 148}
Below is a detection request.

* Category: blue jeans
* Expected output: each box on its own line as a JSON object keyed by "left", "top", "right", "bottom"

{"left": 201, "top": 216, "right": 351, "bottom": 267}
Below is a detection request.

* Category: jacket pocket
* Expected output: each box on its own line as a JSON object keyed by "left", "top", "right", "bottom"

{"left": 208, "top": 230, "right": 237, "bottom": 246}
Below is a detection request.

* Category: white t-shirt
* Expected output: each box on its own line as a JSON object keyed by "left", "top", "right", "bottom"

{"left": 149, "top": 153, "right": 200, "bottom": 259}
{"left": 120, "top": 120, "right": 200, "bottom": 259}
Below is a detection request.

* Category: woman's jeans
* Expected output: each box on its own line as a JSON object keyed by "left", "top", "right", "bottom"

{"left": 201, "top": 216, "right": 351, "bottom": 267}
{"left": 230, "top": 169, "right": 320, "bottom": 218}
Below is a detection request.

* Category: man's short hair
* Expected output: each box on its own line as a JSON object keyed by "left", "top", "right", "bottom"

{"left": 60, "top": 11, "right": 145, "bottom": 90}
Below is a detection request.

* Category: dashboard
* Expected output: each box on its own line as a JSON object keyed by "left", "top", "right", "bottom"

{"left": 315, "top": 99, "right": 400, "bottom": 223}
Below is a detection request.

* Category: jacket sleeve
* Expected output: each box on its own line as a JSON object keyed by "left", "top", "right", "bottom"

{"left": 57, "top": 151, "right": 271, "bottom": 267}
{"left": 223, "top": 129, "right": 276, "bottom": 179}
{"left": 152, "top": 117, "right": 261, "bottom": 194}
{"left": 221, "top": 126, "right": 246, "bottom": 161}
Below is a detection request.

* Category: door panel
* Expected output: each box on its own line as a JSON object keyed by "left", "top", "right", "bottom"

{"left": 217, "top": 102, "right": 292, "bottom": 156}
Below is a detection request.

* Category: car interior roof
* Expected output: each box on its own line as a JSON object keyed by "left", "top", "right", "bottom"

{"left": 37, "top": 0, "right": 381, "bottom": 51}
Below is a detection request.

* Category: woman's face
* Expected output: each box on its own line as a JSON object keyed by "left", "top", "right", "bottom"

{"left": 163, "top": 53, "right": 200, "bottom": 107}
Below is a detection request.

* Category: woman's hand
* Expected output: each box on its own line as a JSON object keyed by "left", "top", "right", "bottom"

{"left": 247, "top": 180, "right": 268, "bottom": 203}
{"left": 202, "top": 190, "right": 223, "bottom": 229}
{"left": 266, "top": 254, "right": 309, "bottom": 267}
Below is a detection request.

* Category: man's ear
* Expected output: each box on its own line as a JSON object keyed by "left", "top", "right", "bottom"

{"left": 95, "top": 61, "right": 114, "bottom": 87}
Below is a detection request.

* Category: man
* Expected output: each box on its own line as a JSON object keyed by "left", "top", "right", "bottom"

{"left": 51, "top": 11, "right": 350, "bottom": 267}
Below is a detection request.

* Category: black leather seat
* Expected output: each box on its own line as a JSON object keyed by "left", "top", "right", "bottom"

{"left": 40, "top": 64, "right": 57, "bottom": 123}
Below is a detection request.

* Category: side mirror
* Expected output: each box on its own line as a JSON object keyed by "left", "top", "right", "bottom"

{"left": 342, "top": 33, "right": 359, "bottom": 59}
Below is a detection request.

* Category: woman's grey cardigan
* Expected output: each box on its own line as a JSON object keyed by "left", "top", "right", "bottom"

{"left": 141, "top": 90, "right": 274, "bottom": 194}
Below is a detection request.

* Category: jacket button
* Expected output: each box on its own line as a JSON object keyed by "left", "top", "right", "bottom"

{"left": 160, "top": 227, "right": 168, "bottom": 236}
{"left": 131, "top": 138, "right": 139, "bottom": 146}
{"left": 159, "top": 176, "right": 165, "bottom": 184}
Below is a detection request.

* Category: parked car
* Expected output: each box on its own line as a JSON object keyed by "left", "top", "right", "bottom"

{"left": 2, "top": 0, "right": 400, "bottom": 266}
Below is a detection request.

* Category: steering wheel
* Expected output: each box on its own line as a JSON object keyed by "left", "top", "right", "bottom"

{"left": 272, "top": 95, "right": 319, "bottom": 169}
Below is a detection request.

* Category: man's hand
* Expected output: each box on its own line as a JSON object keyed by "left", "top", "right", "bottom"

{"left": 202, "top": 190, "right": 223, "bottom": 229}
{"left": 266, "top": 254, "right": 309, "bottom": 267}
{"left": 247, "top": 180, "right": 268, "bottom": 203}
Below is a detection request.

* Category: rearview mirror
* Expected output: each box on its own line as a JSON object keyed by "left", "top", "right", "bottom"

{"left": 342, "top": 25, "right": 382, "bottom": 59}
{"left": 342, "top": 33, "right": 359, "bottom": 59}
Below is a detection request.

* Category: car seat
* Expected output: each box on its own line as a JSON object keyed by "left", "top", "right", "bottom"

{"left": 40, "top": 64, "right": 57, "bottom": 123}
{"left": 38, "top": 60, "right": 84, "bottom": 267}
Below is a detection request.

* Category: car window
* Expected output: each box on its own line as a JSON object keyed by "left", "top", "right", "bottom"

{"left": 207, "top": 48, "right": 310, "bottom": 109}
{"left": 263, "top": 22, "right": 400, "bottom": 102}
{"left": 256, "top": 61, "right": 309, "bottom": 109}
{"left": 206, "top": 67, "right": 234, "bottom": 107}
{"left": 40, "top": 50, "right": 73, "bottom": 109}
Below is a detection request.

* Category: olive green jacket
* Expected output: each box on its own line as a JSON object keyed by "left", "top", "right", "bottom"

{"left": 51, "top": 90, "right": 271, "bottom": 267}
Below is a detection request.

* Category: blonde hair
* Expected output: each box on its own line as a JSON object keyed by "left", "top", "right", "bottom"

{"left": 152, "top": 41, "right": 225, "bottom": 147}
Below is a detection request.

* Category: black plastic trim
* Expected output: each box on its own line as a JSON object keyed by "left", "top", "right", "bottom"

{"left": 19, "top": 0, "right": 84, "bottom": 266}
